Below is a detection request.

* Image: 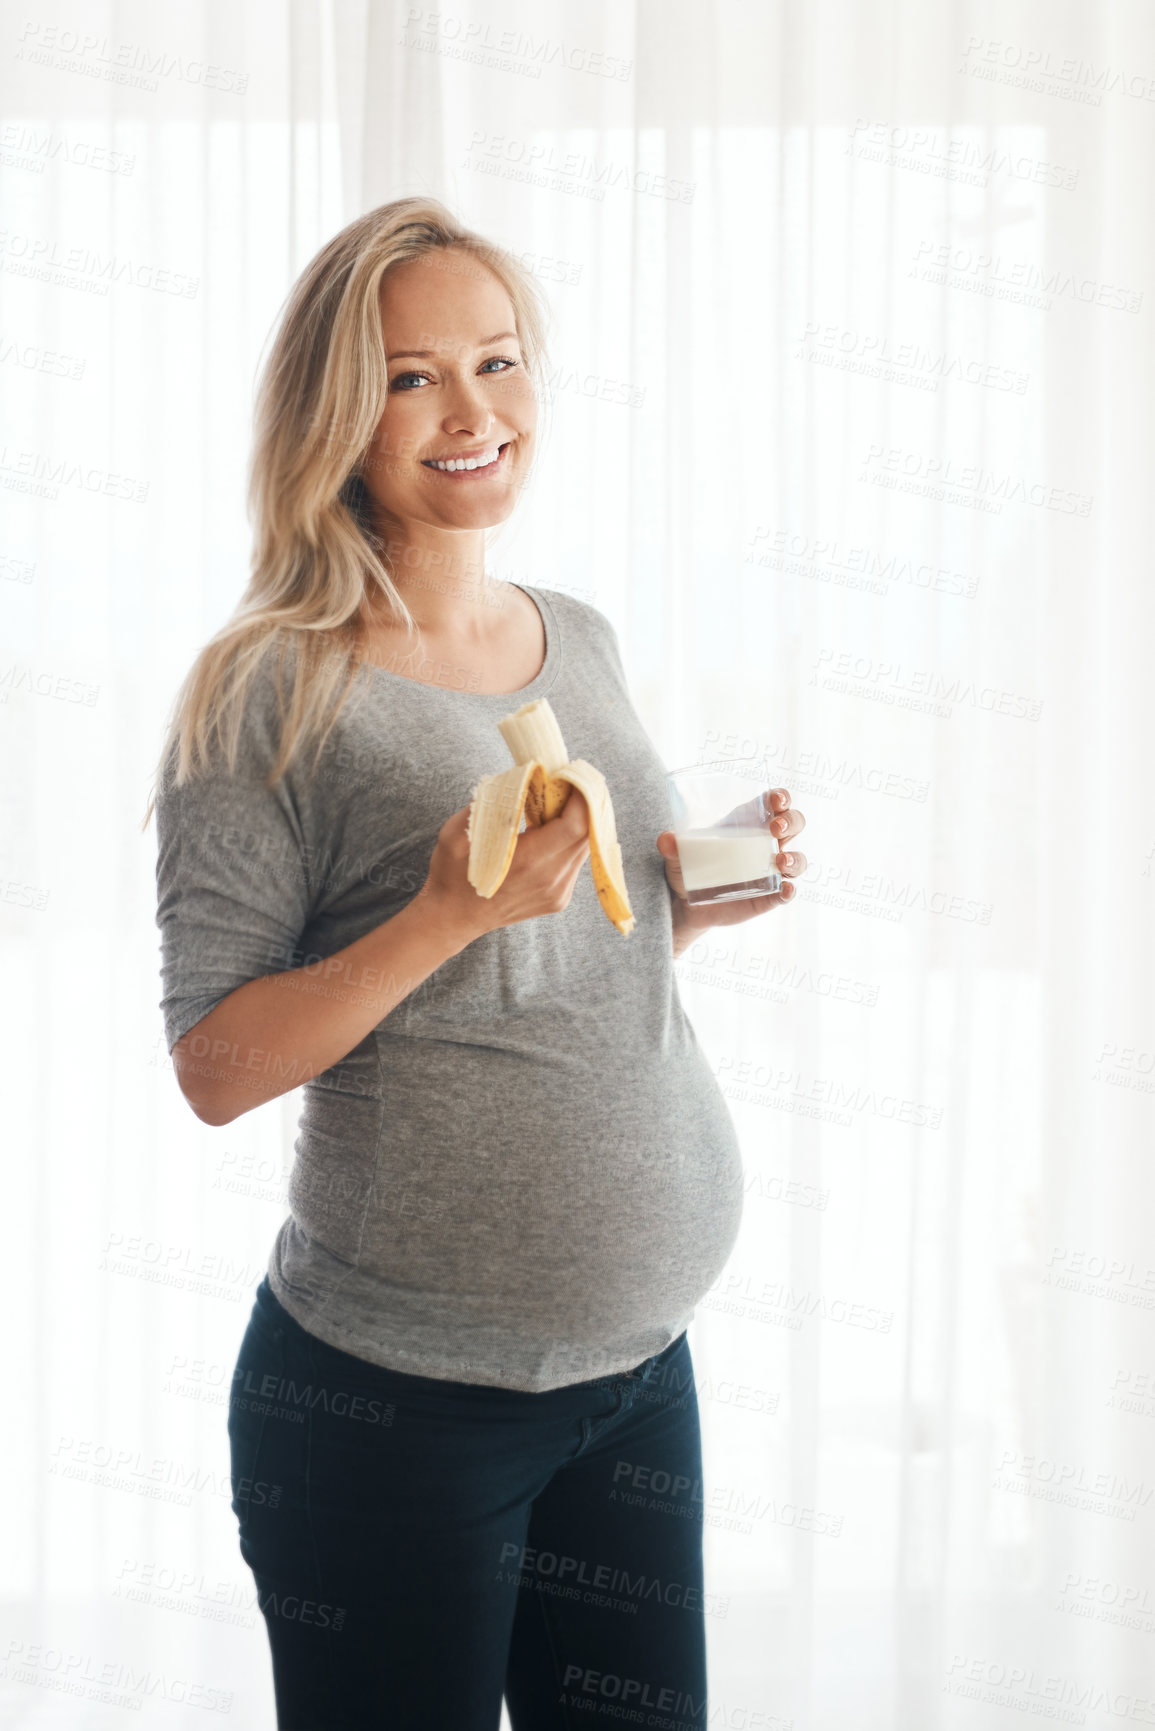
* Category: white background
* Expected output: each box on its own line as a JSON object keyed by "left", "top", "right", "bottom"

{"left": 2, "top": 1, "right": 1153, "bottom": 1726}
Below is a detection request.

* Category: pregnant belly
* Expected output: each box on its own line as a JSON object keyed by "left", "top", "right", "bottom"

{"left": 291, "top": 1044, "right": 747, "bottom": 1337}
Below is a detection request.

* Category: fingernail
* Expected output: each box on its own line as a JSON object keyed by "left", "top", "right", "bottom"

{"left": 784, "top": 853, "right": 794, "bottom": 867}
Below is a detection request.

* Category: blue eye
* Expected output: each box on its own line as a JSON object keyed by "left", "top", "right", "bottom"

{"left": 388, "top": 356, "right": 519, "bottom": 392}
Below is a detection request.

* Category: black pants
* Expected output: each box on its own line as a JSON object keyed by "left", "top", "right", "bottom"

{"left": 228, "top": 1276, "right": 712, "bottom": 1729}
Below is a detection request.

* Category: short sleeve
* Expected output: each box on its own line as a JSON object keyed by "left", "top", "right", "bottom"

{"left": 154, "top": 677, "right": 314, "bottom": 1053}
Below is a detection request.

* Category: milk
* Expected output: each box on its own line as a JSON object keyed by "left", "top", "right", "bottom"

{"left": 675, "top": 826, "right": 778, "bottom": 902}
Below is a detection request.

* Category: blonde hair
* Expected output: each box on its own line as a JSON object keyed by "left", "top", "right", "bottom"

{"left": 140, "top": 196, "right": 552, "bottom": 829}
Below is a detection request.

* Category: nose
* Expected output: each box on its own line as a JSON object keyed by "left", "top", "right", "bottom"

{"left": 441, "top": 366, "right": 497, "bottom": 437}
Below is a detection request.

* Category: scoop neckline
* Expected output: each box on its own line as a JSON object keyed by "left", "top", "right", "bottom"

{"left": 353, "top": 581, "right": 561, "bottom": 704}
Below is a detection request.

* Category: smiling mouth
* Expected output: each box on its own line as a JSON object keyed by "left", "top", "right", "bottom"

{"left": 421, "top": 441, "right": 512, "bottom": 477}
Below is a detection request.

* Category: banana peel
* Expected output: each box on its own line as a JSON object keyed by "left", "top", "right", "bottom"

{"left": 466, "top": 698, "right": 635, "bottom": 936}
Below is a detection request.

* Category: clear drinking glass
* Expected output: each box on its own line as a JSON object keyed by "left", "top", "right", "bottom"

{"left": 665, "top": 763, "right": 782, "bottom": 907}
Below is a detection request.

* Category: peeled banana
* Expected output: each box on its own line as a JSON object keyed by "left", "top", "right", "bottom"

{"left": 466, "top": 697, "right": 635, "bottom": 936}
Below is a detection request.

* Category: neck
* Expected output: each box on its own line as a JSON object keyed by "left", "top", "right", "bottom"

{"left": 366, "top": 528, "right": 502, "bottom": 635}
{"left": 361, "top": 536, "right": 518, "bottom": 641}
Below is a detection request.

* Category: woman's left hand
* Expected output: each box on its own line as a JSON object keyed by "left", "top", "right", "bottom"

{"left": 656, "top": 788, "right": 806, "bottom": 954}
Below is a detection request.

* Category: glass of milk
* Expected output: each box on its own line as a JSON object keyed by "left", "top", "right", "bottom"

{"left": 665, "top": 764, "right": 782, "bottom": 906}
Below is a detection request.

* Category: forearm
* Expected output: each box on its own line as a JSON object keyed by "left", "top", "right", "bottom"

{"left": 173, "top": 886, "right": 474, "bottom": 1126}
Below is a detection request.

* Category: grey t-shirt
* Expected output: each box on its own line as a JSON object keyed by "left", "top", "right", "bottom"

{"left": 155, "top": 585, "right": 745, "bottom": 1392}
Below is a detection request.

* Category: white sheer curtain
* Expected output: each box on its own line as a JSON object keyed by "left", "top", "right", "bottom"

{"left": 3, "top": 0, "right": 1152, "bottom": 1724}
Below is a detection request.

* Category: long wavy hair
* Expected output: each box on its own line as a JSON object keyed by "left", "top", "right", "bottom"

{"left": 139, "top": 196, "right": 552, "bottom": 829}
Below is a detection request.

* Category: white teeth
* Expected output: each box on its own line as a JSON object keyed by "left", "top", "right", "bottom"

{"left": 426, "top": 445, "right": 504, "bottom": 472}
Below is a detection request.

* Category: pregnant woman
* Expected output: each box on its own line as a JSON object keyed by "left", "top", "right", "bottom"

{"left": 144, "top": 196, "right": 806, "bottom": 1730}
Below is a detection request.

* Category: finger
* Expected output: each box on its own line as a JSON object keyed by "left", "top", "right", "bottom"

{"left": 655, "top": 830, "right": 685, "bottom": 872}
{"left": 761, "top": 879, "right": 797, "bottom": 907}
{"left": 763, "top": 788, "right": 791, "bottom": 816}
{"left": 776, "top": 850, "right": 806, "bottom": 876}
{"left": 739, "top": 881, "right": 797, "bottom": 915}
{"left": 718, "top": 879, "right": 799, "bottom": 920}
{"left": 769, "top": 806, "right": 806, "bottom": 844}
{"left": 560, "top": 789, "right": 589, "bottom": 829}
{"left": 564, "top": 847, "right": 591, "bottom": 886}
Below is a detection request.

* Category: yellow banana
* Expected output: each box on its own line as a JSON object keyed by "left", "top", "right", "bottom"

{"left": 466, "top": 697, "right": 635, "bottom": 936}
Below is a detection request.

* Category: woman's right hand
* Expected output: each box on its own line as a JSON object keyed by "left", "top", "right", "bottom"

{"left": 416, "top": 790, "right": 592, "bottom": 944}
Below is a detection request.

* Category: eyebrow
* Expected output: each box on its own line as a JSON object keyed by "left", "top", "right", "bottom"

{"left": 386, "top": 331, "right": 519, "bottom": 361}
